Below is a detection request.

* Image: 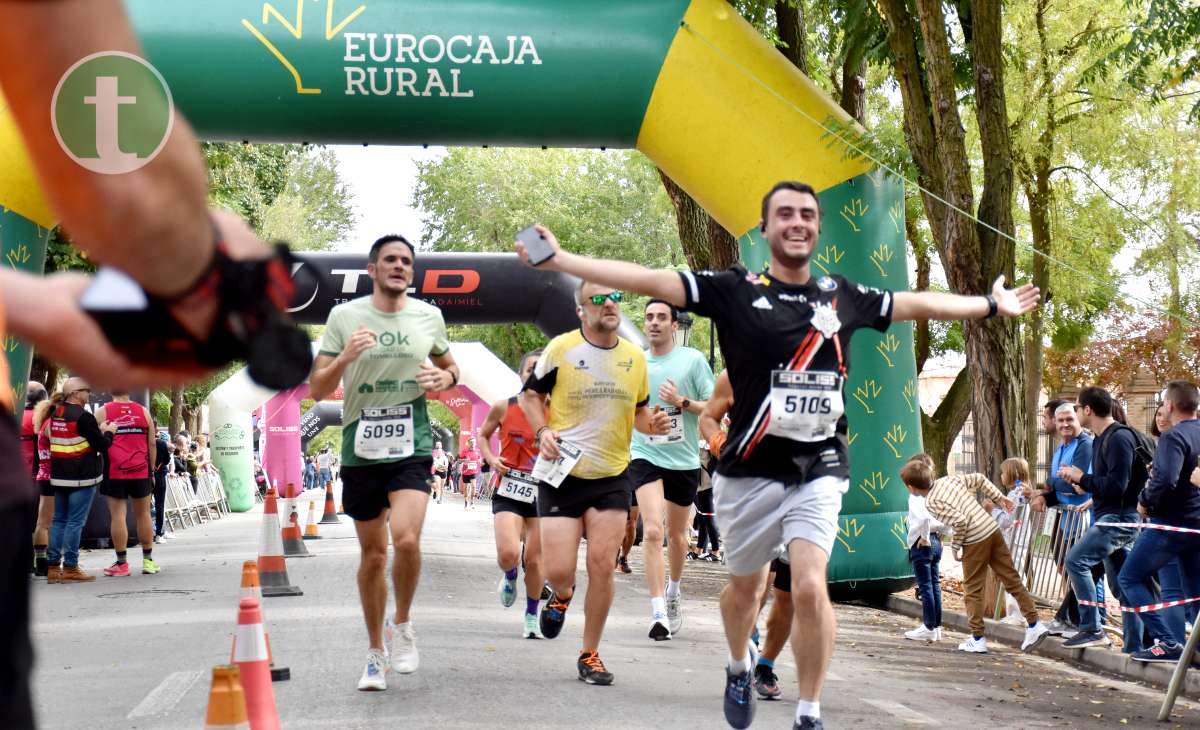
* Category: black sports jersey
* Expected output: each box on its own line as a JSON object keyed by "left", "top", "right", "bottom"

{"left": 679, "top": 266, "right": 893, "bottom": 482}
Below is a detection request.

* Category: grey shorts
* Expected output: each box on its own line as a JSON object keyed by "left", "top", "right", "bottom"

{"left": 713, "top": 474, "right": 848, "bottom": 576}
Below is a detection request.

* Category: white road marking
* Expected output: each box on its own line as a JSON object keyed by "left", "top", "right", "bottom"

{"left": 862, "top": 699, "right": 941, "bottom": 725}
{"left": 127, "top": 670, "right": 202, "bottom": 718}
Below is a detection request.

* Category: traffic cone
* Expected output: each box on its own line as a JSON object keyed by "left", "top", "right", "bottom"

{"left": 204, "top": 665, "right": 249, "bottom": 730}
{"left": 319, "top": 480, "right": 341, "bottom": 525}
{"left": 302, "top": 502, "right": 321, "bottom": 540}
{"left": 236, "top": 561, "right": 290, "bottom": 682}
{"left": 257, "top": 488, "right": 302, "bottom": 597}
{"left": 281, "top": 507, "right": 311, "bottom": 558}
{"left": 233, "top": 597, "right": 281, "bottom": 730}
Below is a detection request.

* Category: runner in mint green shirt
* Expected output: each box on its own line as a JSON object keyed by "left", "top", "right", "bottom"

{"left": 308, "top": 235, "right": 460, "bottom": 692}
{"left": 626, "top": 300, "right": 715, "bottom": 640}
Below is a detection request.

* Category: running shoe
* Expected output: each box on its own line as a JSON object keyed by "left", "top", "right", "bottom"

{"left": 103, "top": 562, "right": 130, "bottom": 577}
{"left": 794, "top": 717, "right": 824, "bottom": 729}
{"left": 142, "top": 557, "right": 161, "bottom": 575}
{"left": 723, "top": 664, "right": 757, "bottom": 729}
{"left": 666, "top": 591, "right": 683, "bottom": 635}
{"left": 1045, "top": 618, "right": 1077, "bottom": 638}
{"left": 498, "top": 573, "right": 517, "bottom": 608}
{"left": 356, "top": 649, "right": 388, "bottom": 691}
{"left": 1021, "top": 622, "right": 1050, "bottom": 652}
{"left": 753, "top": 663, "right": 781, "bottom": 700}
{"left": 649, "top": 617, "right": 671, "bottom": 641}
{"left": 540, "top": 581, "right": 552, "bottom": 601}
{"left": 577, "top": 650, "right": 614, "bottom": 686}
{"left": 385, "top": 619, "right": 419, "bottom": 673}
{"left": 1063, "top": 630, "right": 1111, "bottom": 649}
{"left": 618, "top": 556, "right": 632, "bottom": 574}
{"left": 524, "top": 613, "right": 541, "bottom": 639}
{"left": 1132, "top": 640, "right": 1184, "bottom": 663}
{"left": 540, "top": 589, "right": 572, "bottom": 640}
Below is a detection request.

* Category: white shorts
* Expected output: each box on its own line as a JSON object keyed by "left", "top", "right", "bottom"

{"left": 713, "top": 474, "right": 848, "bottom": 576}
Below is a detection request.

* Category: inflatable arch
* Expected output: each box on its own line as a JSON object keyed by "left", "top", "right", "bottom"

{"left": 0, "top": 0, "right": 917, "bottom": 591}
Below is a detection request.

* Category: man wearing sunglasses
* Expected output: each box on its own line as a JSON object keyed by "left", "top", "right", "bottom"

{"left": 516, "top": 180, "right": 1039, "bottom": 730}
{"left": 519, "top": 281, "right": 671, "bottom": 686}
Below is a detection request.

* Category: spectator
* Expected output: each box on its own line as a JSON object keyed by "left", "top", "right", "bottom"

{"left": 28, "top": 385, "right": 53, "bottom": 577}
{"left": 1119, "top": 381, "right": 1200, "bottom": 663}
{"left": 184, "top": 441, "right": 200, "bottom": 493}
{"left": 317, "top": 447, "right": 332, "bottom": 488}
{"left": 47, "top": 378, "right": 116, "bottom": 583}
{"left": 303, "top": 455, "right": 316, "bottom": 491}
{"left": 1055, "top": 386, "right": 1147, "bottom": 651}
{"left": 1151, "top": 402, "right": 1170, "bottom": 438}
{"left": 903, "top": 453, "right": 946, "bottom": 643}
{"left": 1146, "top": 401, "right": 1196, "bottom": 643}
{"left": 153, "top": 430, "right": 171, "bottom": 543}
{"left": 901, "top": 457, "right": 1050, "bottom": 654}
{"left": 694, "top": 445, "right": 721, "bottom": 562}
{"left": 988, "top": 457, "right": 1030, "bottom": 625}
{"left": 1036, "top": 401, "right": 1095, "bottom": 635}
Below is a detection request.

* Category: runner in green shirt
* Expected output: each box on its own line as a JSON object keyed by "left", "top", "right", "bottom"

{"left": 309, "top": 235, "right": 460, "bottom": 692}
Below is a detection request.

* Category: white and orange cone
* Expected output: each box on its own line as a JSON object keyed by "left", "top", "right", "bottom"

{"left": 204, "top": 665, "right": 250, "bottom": 729}
{"left": 302, "top": 502, "right": 321, "bottom": 540}
{"left": 233, "top": 561, "right": 290, "bottom": 682}
{"left": 258, "top": 487, "right": 302, "bottom": 597}
{"left": 281, "top": 508, "right": 311, "bottom": 558}
{"left": 233, "top": 597, "right": 280, "bottom": 730}
{"left": 319, "top": 480, "right": 341, "bottom": 525}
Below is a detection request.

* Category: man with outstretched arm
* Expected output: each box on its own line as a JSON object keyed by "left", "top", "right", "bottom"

{"left": 516, "top": 180, "right": 1039, "bottom": 730}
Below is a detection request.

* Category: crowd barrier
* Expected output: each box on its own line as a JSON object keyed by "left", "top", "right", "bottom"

{"left": 162, "top": 469, "right": 232, "bottom": 533}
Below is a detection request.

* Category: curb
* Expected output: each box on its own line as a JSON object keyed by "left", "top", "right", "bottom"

{"left": 885, "top": 595, "right": 1200, "bottom": 697}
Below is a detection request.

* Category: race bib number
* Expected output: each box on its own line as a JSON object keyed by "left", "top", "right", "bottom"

{"left": 354, "top": 405, "right": 415, "bottom": 460}
{"left": 646, "top": 405, "right": 685, "bottom": 445}
{"left": 765, "top": 371, "right": 843, "bottom": 443}
{"left": 496, "top": 469, "right": 539, "bottom": 503}
{"left": 530, "top": 440, "right": 584, "bottom": 488}
{"left": 464, "top": 460, "right": 479, "bottom": 471}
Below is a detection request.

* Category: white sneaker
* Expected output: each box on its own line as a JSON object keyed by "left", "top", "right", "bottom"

{"left": 356, "top": 649, "right": 388, "bottom": 691}
{"left": 649, "top": 614, "right": 672, "bottom": 641}
{"left": 386, "top": 619, "right": 419, "bottom": 673}
{"left": 957, "top": 636, "right": 988, "bottom": 653}
{"left": 904, "top": 625, "right": 937, "bottom": 642}
{"left": 933, "top": 627, "right": 942, "bottom": 642}
{"left": 161, "top": 532, "right": 177, "bottom": 540}
{"left": 666, "top": 591, "right": 683, "bottom": 635}
{"left": 1022, "top": 621, "right": 1050, "bottom": 652}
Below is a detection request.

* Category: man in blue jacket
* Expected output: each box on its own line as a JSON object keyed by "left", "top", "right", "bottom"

{"left": 1056, "top": 387, "right": 1146, "bottom": 650}
{"left": 1119, "top": 380, "right": 1200, "bottom": 663}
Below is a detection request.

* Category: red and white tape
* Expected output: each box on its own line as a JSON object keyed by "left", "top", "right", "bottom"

{"left": 1078, "top": 595, "right": 1200, "bottom": 614}
{"left": 1096, "top": 522, "right": 1200, "bottom": 535}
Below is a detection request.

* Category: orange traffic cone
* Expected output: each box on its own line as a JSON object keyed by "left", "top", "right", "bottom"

{"left": 302, "top": 502, "right": 321, "bottom": 540}
{"left": 204, "top": 665, "right": 249, "bottom": 729}
{"left": 235, "top": 562, "right": 290, "bottom": 682}
{"left": 281, "top": 507, "right": 311, "bottom": 558}
{"left": 234, "top": 597, "right": 281, "bottom": 730}
{"left": 257, "top": 488, "right": 302, "bottom": 597}
{"left": 319, "top": 480, "right": 341, "bottom": 525}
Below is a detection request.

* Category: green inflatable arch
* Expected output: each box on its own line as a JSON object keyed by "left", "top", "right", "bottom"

{"left": 0, "top": 0, "right": 918, "bottom": 593}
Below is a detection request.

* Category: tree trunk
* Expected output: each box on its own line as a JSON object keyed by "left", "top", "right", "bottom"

{"left": 28, "top": 352, "right": 59, "bottom": 393}
{"left": 657, "top": 170, "right": 739, "bottom": 271}
{"left": 920, "top": 367, "right": 973, "bottom": 477}
{"left": 774, "top": 0, "right": 808, "bottom": 74}
{"left": 839, "top": 54, "right": 867, "bottom": 124}
{"left": 908, "top": 215, "right": 932, "bottom": 374}
{"left": 169, "top": 387, "right": 185, "bottom": 437}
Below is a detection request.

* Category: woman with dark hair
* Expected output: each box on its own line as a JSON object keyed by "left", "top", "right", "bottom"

{"left": 27, "top": 385, "right": 54, "bottom": 576}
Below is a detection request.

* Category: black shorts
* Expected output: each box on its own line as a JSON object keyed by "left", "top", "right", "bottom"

{"left": 770, "top": 558, "right": 791, "bottom": 593}
{"left": 493, "top": 494, "right": 538, "bottom": 519}
{"left": 99, "top": 478, "right": 153, "bottom": 499}
{"left": 433, "top": 469, "right": 447, "bottom": 479}
{"left": 341, "top": 457, "right": 433, "bottom": 521}
{"left": 538, "top": 471, "right": 631, "bottom": 519}
{"left": 628, "top": 459, "right": 701, "bottom": 508}
{"left": 37, "top": 480, "right": 53, "bottom": 498}
{"left": 462, "top": 472, "right": 476, "bottom": 484}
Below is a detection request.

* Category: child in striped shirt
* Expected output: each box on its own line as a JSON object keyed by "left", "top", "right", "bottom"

{"left": 900, "top": 455, "right": 1050, "bottom": 655}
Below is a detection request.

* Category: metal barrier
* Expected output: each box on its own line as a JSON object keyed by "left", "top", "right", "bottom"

{"left": 1005, "top": 504, "right": 1093, "bottom": 607}
{"left": 161, "top": 470, "right": 232, "bottom": 532}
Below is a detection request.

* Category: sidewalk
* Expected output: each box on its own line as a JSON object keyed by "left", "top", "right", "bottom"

{"left": 887, "top": 593, "right": 1200, "bottom": 697}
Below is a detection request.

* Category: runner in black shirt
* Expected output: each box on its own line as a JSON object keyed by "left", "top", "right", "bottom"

{"left": 516, "top": 180, "right": 1039, "bottom": 730}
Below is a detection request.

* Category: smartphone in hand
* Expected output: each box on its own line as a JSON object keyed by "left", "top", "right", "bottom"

{"left": 516, "top": 225, "right": 555, "bottom": 266}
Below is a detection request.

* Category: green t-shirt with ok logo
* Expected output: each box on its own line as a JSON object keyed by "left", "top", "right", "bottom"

{"left": 318, "top": 296, "right": 450, "bottom": 466}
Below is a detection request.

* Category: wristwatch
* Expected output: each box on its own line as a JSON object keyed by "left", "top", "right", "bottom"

{"left": 681, "top": 399, "right": 691, "bottom": 410}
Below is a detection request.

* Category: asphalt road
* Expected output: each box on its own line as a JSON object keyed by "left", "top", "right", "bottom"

{"left": 28, "top": 489, "right": 1200, "bottom": 729}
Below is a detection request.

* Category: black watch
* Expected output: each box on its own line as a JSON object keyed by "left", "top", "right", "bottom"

{"left": 681, "top": 399, "right": 691, "bottom": 410}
